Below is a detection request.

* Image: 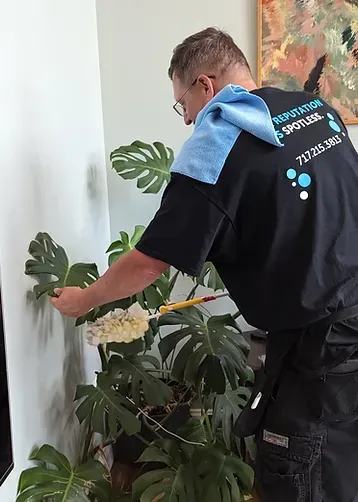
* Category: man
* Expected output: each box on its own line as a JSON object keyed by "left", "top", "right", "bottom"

{"left": 52, "top": 28, "right": 358, "bottom": 502}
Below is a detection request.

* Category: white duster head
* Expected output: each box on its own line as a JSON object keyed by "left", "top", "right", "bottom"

{"left": 86, "top": 303, "right": 149, "bottom": 346}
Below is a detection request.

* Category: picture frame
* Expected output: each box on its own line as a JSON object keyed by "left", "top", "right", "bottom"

{"left": 257, "top": 0, "right": 358, "bottom": 125}
{"left": 0, "top": 286, "right": 13, "bottom": 487}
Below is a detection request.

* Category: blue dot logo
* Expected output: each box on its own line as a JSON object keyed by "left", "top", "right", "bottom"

{"left": 286, "top": 168, "right": 297, "bottom": 180}
{"left": 298, "top": 173, "right": 311, "bottom": 188}
{"left": 286, "top": 168, "right": 312, "bottom": 201}
{"left": 327, "top": 113, "right": 341, "bottom": 133}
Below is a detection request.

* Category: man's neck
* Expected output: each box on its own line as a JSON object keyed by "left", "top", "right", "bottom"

{"left": 217, "top": 71, "right": 258, "bottom": 92}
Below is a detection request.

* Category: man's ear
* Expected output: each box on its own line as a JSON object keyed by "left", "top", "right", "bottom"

{"left": 197, "top": 74, "right": 215, "bottom": 98}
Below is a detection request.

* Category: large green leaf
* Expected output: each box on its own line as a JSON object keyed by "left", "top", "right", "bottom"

{"left": 158, "top": 310, "right": 251, "bottom": 394}
{"left": 244, "top": 436, "right": 257, "bottom": 464}
{"left": 193, "top": 445, "right": 254, "bottom": 501}
{"left": 212, "top": 387, "right": 251, "bottom": 450}
{"left": 108, "top": 354, "right": 172, "bottom": 407}
{"left": 110, "top": 140, "right": 173, "bottom": 194}
{"left": 16, "top": 444, "right": 109, "bottom": 502}
{"left": 132, "top": 466, "right": 196, "bottom": 502}
{"left": 75, "top": 373, "right": 141, "bottom": 438}
{"left": 133, "top": 440, "right": 253, "bottom": 502}
{"left": 107, "top": 226, "right": 146, "bottom": 265}
{"left": 25, "top": 232, "right": 99, "bottom": 299}
{"left": 137, "top": 440, "right": 182, "bottom": 467}
{"left": 196, "top": 262, "right": 225, "bottom": 291}
{"left": 133, "top": 440, "right": 197, "bottom": 502}
{"left": 177, "top": 418, "right": 208, "bottom": 445}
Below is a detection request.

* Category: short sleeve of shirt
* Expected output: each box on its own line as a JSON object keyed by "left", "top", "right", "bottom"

{"left": 136, "top": 174, "right": 229, "bottom": 276}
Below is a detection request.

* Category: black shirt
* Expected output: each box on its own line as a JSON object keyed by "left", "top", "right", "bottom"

{"left": 136, "top": 87, "right": 358, "bottom": 331}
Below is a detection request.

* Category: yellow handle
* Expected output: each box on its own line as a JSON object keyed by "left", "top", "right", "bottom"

{"left": 159, "top": 297, "right": 206, "bottom": 315}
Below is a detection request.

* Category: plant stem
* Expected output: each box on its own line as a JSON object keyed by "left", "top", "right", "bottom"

{"left": 89, "top": 428, "right": 124, "bottom": 457}
{"left": 186, "top": 283, "right": 199, "bottom": 301}
{"left": 134, "top": 432, "right": 151, "bottom": 447}
{"left": 149, "top": 369, "right": 171, "bottom": 374}
{"left": 96, "top": 446, "right": 111, "bottom": 473}
{"left": 168, "top": 321, "right": 185, "bottom": 370}
{"left": 97, "top": 345, "right": 108, "bottom": 370}
{"left": 199, "top": 305, "right": 211, "bottom": 317}
{"left": 168, "top": 270, "right": 180, "bottom": 296}
{"left": 159, "top": 332, "right": 169, "bottom": 372}
{"left": 154, "top": 386, "right": 191, "bottom": 429}
{"left": 168, "top": 343, "right": 177, "bottom": 371}
{"left": 155, "top": 309, "right": 169, "bottom": 372}
{"left": 205, "top": 414, "right": 214, "bottom": 443}
{"left": 142, "top": 416, "right": 163, "bottom": 440}
{"left": 80, "top": 416, "right": 93, "bottom": 463}
{"left": 198, "top": 389, "right": 214, "bottom": 442}
{"left": 198, "top": 389, "right": 207, "bottom": 422}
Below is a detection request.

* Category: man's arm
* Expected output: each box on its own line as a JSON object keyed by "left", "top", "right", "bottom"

{"left": 51, "top": 174, "right": 229, "bottom": 318}
{"left": 50, "top": 249, "right": 169, "bottom": 318}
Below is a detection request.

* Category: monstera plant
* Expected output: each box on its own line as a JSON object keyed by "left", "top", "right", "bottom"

{"left": 18, "top": 140, "right": 254, "bottom": 502}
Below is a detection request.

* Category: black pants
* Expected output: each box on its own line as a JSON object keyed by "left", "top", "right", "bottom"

{"left": 236, "top": 307, "right": 358, "bottom": 502}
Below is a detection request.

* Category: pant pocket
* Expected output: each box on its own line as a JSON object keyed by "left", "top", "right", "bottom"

{"left": 255, "top": 431, "right": 323, "bottom": 502}
{"left": 257, "top": 462, "right": 305, "bottom": 502}
{"left": 312, "top": 370, "right": 358, "bottom": 423}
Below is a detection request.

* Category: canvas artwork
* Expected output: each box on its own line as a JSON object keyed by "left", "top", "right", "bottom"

{"left": 258, "top": 0, "right": 358, "bottom": 124}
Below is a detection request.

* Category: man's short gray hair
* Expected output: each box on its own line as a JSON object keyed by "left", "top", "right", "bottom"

{"left": 168, "top": 27, "right": 251, "bottom": 85}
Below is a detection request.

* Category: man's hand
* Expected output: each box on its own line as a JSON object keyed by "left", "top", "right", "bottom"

{"left": 50, "top": 287, "right": 92, "bottom": 318}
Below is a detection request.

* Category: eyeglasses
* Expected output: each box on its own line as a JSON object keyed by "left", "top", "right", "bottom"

{"left": 173, "top": 75, "right": 215, "bottom": 117}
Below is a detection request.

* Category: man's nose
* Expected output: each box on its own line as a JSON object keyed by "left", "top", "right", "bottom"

{"left": 184, "top": 114, "right": 192, "bottom": 126}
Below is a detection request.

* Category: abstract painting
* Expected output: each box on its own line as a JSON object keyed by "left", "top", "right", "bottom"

{"left": 258, "top": 0, "right": 358, "bottom": 124}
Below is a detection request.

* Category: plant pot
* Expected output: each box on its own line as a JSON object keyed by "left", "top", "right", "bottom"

{"left": 112, "top": 403, "right": 191, "bottom": 466}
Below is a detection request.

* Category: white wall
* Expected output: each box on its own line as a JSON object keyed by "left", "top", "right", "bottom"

{"left": 0, "top": 1, "right": 110, "bottom": 499}
{"left": 97, "top": 0, "right": 258, "bottom": 238}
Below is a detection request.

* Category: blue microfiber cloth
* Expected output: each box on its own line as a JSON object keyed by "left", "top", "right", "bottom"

{"left": 170, "top": 85, "right": 284, "bottom": 184}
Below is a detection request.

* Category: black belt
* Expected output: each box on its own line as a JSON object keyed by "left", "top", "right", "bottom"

{"left": 314, "top": 304, "right": 358, "bottom": 328}
{"left": 234, "top": 304, "right": 358, "bottom": 438}
{"left": 331, "top": 358, "right": 358, "bottom": 373}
